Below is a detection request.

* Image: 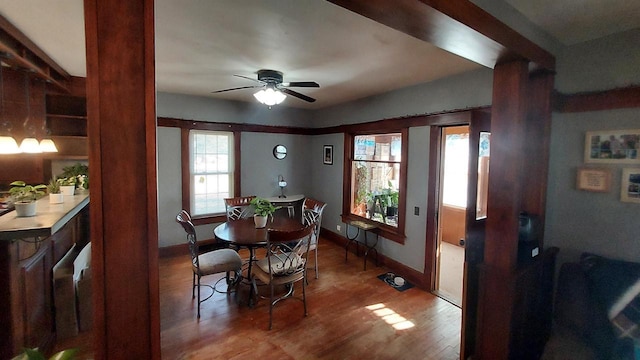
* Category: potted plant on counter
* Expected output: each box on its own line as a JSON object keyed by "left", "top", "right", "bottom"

{"left": 59, "top": 177, "right": 76, "bottom": 196}
{"left": 250, "top": 197, "right": 280, "bottom": 228}
{"left": 9, "top": 181, "right": 47, "bottom": 217}
{"left": 47, "top": 178, "right": 64, "bottom": 204}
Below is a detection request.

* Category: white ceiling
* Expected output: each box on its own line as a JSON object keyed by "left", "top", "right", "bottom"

{"left": 0, "top": 0, "right": 637, "bottom": 109}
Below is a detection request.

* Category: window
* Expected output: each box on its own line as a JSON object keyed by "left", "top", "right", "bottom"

{"left": 346, "top": 131, "right": 407, "bottom": 241}
{"left": 189, "top": 130, "right": 234, "bottom": 216}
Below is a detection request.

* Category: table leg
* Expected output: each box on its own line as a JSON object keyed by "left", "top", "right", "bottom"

{"left": 345, "top": 224, "right": 360, "bottom": 263}
{"left": 363, "top": 231, "right": 379, "bottom": 271}
{"left": 247, "top": 247, "right": 256, "bottom": 307}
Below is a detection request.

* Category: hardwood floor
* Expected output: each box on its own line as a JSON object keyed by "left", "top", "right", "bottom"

{"left": 54, "top": 237, "right": 462, "bottom": 359}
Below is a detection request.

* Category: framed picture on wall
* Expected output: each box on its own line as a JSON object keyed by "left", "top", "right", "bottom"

{"left": 584, "top": 129, "right": 640, "bottom": 164}
{"left": 620, "top": 168, "right": 640, "bottom": 203}
{"left": 323, "top": 145, "right": 333, "bottom": 165}
{"left": 576, "top": 167, "right": 611, "bottom": 192}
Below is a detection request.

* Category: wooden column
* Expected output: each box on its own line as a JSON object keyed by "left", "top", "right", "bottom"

{"left": 84, "top": 0, "right": 160, "bottom": 359}
{"left": 476, "top": 60, "right": 529, "bottom": 359}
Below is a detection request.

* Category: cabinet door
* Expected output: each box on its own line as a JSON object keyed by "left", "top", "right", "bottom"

{"left": 21, "top": 244, "right": 53, "bottom": 350}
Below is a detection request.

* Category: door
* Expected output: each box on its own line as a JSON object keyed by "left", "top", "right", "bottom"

{"left": 460, "top": 113, "right": 491, "bottom": 359}
{"left": 434, "top": 125, "right": 469, "bottom": 306}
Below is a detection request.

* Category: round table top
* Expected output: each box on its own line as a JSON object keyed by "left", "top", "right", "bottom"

{"left": 213, "top": 216, "right": 305, "bottom": 247}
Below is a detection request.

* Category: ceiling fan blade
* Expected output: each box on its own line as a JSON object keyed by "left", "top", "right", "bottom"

{"left": 211, "top": 85, "right": 262, "bottom": 93}
{"left": 233, "top": 74, "right": 264, "bottom": 83}
{"left": 282, "top": 88, "right": 316, "bottom": 103}
{"left": 282, "top": 81, "right": 320, "bottom": 88}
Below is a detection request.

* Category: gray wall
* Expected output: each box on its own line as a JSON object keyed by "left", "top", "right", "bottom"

{"left": 544, "top": 30, "right": 640, "bottom": 264}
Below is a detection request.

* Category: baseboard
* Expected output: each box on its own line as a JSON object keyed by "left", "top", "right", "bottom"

{"left": 159, "top": 238, "right": 220, "bottom": 258}
{"left": 320, "top": 228, "right": 429, "bottom": 290}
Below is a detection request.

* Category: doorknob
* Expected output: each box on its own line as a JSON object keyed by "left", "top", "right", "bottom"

{"left": 459, "top": 238, "right": 465, "bottom": 247}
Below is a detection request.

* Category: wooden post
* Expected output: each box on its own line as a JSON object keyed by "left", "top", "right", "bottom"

{"left": 476, "top": 60, "right": 529, "bottom": 359}
{"left": 84, "top": 0, "right": 160, "bottom": 358}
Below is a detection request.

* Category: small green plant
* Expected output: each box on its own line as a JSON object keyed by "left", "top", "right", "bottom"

{"left": 11, "top": 347, "right": 77, "bottom": 360}
{"left": 58, "top": 177, "right": 76, "bottom": 187}
{"left": 59, "top": 163, "right": 89, "bottom": 189}
{"left": 46, "top": 178, "right": 61, "bottom": 194}
{"left": 9, "top": 181, "right": 47, "bottom": 203}
{"left": 250, "top": 197, "right": 281, "bottom": 217}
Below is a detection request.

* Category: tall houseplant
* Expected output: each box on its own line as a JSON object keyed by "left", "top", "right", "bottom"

{"left": 250, "top": 197, "right": 280, "bottom": 228}
{"left": 9, "top": 181, "right": 46, "bottom": 217}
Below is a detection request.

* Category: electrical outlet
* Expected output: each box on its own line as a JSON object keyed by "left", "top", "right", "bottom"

{"left": 414, "top": 206, "right": 420, "bottom": 216}
{"left": 336, "top": 225, "right": 341, "bottom": 232}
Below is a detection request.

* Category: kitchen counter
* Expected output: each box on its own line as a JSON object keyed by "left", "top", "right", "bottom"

{"left": 0, "top": 192, "right": 89, "bottom": 241}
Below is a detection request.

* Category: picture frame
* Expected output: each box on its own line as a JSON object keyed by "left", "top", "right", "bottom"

{"left": 576, "top": 167, "right": 611, "bottom": 192}
{"left": 584, "top": 129, "right": 640, "bottom": 164}
{"left": 620, "top": 168, "right": 640, "bottom": 203}
{"left": 323, "top": 145, "right": 333, "bottom": 165}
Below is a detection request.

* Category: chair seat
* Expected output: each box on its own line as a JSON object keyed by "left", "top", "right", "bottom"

{"left": 255, "top": 254, "right": 304, "bottom": 275}
{"left": 195, "top": 249, "right": 242, "bottom": 276}
{"left": 251, "top": 264, "right": 305, "bottom": 286}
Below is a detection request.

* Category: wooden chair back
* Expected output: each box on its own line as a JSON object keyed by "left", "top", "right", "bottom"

{"left": 224, "top": 195, "right": 256, "bottom": 221}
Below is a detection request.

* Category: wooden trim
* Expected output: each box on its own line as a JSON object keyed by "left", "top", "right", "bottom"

{"left": 553, "top": 86, "right": 640, "bottom": 113}
{"left": 158, "top": 117, "right": 313, "bottom": 135}
{"left": 424, "top": 126, "right": 441, "bottom": 290}
{"left": 158, "top": 237, "right": 218, "bottom": 258}
{"left": 180, "top": 128, "right": 190, "bottom": 214}
{"left": 233, "top": 131, "right": 241, "bottom": 196}
{"left": 327, "top": 0, "right": 554, "bottom": 71}
{"left": 159, "top": 107, "right": 491, "bottom": 136}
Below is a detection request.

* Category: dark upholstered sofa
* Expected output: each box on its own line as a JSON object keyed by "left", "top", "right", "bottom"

{"left": 542, "top": 254, "right": 639, "bottom": 360}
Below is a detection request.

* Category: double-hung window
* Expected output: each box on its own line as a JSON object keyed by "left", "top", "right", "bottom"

{"left": 189, "top": 130, "right": 234, "bottom": 217}
{"left": 345, "top": 130, "right": 407, "bottom": 243}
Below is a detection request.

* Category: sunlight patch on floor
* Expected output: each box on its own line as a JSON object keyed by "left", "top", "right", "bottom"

{"left": 366, "top": 303, "right": 415, "bottom": 330}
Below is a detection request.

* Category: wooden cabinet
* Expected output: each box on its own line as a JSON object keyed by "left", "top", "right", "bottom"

{"left": 45, "top": 95, "right": 88, "bottom": 159}
{"left": 0, "top": 205, "right": 86, "bottom": 358}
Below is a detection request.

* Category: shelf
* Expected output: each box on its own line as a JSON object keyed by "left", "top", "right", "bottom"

{"left": 46, "top": 114, "right": 87, "bottom": 120}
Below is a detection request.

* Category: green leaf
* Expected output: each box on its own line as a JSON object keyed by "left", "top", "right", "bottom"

{"left": 48, "top": 349, "right": 78, "bottom": 360}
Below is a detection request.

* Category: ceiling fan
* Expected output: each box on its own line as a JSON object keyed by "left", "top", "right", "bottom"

{"left": 212, "top": 69, "right": 319, "bottom": 105}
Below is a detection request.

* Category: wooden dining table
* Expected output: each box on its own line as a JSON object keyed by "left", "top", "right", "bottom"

{"left": 213, "top": 216, "right": 305, "bottom": 290}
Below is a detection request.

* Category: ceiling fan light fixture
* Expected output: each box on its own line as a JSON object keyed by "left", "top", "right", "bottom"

{"left": 253, "top": 87, "right": 286, "bottom": 106}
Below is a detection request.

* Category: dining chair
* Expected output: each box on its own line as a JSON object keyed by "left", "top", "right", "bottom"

{"left": 176, "top": 210, "right": 243, "bottom": 318}
{"left": 302, "top": 197, "right": 327, "bottom": 279}
{"left": 224, "top": 195, "right": 256, "bottom": 221}
{"left": 250, "top": 224, "right": 314, "bottom": 330}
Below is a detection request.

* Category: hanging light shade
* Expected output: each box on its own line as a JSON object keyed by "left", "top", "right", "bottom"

{"left": 19, "top": 137, "right": 42, "bottom": 153}
{"left": 39, "top": 138, "right": 58, "bottom": 152}
{"left": 0, "top": 135, "right": 20, "bottom": 154}
{"left": 253, "top": 85, "right": 286, "bottom": 106}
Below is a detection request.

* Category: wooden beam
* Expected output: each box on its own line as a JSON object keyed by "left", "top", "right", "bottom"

{"left": 554, "top": 86, "right": 640, "bottom": 113}
{"left": 0, "top": 14, "right": 69, "bottom": 92}
{"left": 327, "top": 0, "right": 555, "bottom": 71}
{"left": 85, "top": 0, "right": 160, "bottom": 358}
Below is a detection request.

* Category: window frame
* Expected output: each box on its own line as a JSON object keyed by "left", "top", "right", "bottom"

{"left": 342, "top": 128, "right": 408, "bottom": 243}
{"left": 181, "top": 127, "right": 241, "bottom": 225}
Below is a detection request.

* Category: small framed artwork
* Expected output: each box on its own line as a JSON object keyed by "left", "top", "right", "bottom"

{"left": 620, "top": 168, "right": 640, "bottom": 203}
{"left": 323, "top": 145, "right": 333, "bottom": 165}
{"left": 576, "top": 167, "right": 611, "bottom": 192}
{"left": 584, "top": 129, "right": 640, "bottom": 164}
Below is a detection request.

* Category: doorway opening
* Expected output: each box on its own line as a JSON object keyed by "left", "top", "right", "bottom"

{"left": 434, "top": 125, "right": 469, "bottom": 307}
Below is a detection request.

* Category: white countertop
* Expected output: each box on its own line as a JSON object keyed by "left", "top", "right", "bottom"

{"left": 0, "top": 192, "right": 89, "bottom": 241}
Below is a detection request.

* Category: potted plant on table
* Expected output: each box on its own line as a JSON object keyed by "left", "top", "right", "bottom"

{"left": 47, "top": 178, "right": 64, "bottom": 204}
{"left": 9, "top": 181, "right": 47, "bottom": 217}
{"left": 250, "top": 197, "right": 280, "bottom": 228}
